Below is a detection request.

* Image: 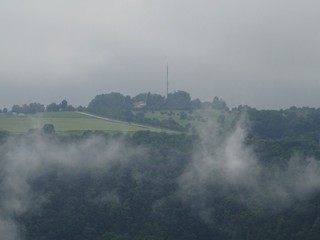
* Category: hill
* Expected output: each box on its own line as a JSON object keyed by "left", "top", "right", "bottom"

{"left": 0, "top": 129, "right": 320, "bottom": 240}
{"left": 0, "top": 112, "right": 169, "bottom": 134}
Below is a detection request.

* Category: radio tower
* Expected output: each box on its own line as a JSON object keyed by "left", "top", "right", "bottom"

{"left": 166, "top": 63, "right": 169, "bottom": 98}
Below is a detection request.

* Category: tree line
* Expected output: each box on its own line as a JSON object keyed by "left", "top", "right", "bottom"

{"left": 87, "top": 91, "right": 227, "bottom": 112}
{"left": 2, "top": 100, "right": 86, "bottom": 114}
{"left": 0, "top": 90, "right": 228, "bottom": 115}
{"left": 4, "top": 91, "right": 320, "bottom": 136}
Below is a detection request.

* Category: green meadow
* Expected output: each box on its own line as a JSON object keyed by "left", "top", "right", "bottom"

{"left": 0, "top": 110, "right": 238, "bottom": 134}
{"left": 142, "top": 109, "right": 238, "bottom": 130}
{"left": 0, "top": 112, "right": 166, "bottom": 134}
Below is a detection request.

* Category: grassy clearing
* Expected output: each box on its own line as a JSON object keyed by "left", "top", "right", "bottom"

{"left": 0, "top": 112, "right": 168, "bottom": 133}
{"left": 140, "top": 109, "right": 239, "bottom": 131}
{"left": 0, "top": 110, "right": 239, "bottom": 134}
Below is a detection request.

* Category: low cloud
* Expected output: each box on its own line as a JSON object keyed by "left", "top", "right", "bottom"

{"left": 1, "top": 118, "right": 320, "bottom": 239}
{"left": 179, "top": 120, "right": 320, "bottom": 217}
{"left": 0, "top": 132, "right": 144, "bottom": 240}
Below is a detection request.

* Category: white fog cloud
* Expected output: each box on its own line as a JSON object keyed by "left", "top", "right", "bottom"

{"left": 0, "top": 132, "right": 144, "bottom": 240}
{"left": 179, "top": 120, "right": 320, "bottom": 216}
{"left": 1, "top": 0, "right": 320, "bottom": 109}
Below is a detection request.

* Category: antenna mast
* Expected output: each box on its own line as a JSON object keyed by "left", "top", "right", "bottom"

{"left": 166, "top": 63, "right": 169, "bottom": 98}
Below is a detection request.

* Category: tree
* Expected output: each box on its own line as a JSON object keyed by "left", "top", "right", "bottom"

{"left": 88, "top": 92, "right": 133, "bottom": 117}
{"left": 146, "top": 93, "right": 165, "bottom": 110}
{"left": 46, "top": 100, "right": 72, "bottom": 112}
{"left": 11, "top": 105, "right": 23, "bottom": 113}
{"left": 76, "top": 105, "right": 86, "bottom": 112}
{"left": 27, "top": 102, "right": 45, "bottom": 113}
{"left": 123, "top": 110, "right": 134, "bottom": 122}
{"left": 190, "top": 99, "right": 202, "bottom": 110}
{"left": 133, "top": 93, "right": 148, "bottom": 102}
{"left": 180, "top": 112, "right": 188, "bottom": 120}
{"left": 42, "top": 124, "right": 55, "bottom": 134}
{"left": 166, "top": 91, "right": 191, "bottom": 110}
{"left": 212, "top": 96, "right": 228, "bottom": 110}
{"left": 59, "top": 100, "right": 68, "bottom": 111}
{"left": 67, "top": 105, "right": 75, "bottom": 111}
{"left": 46, "top": 102, "right": 59, "bottom": 112}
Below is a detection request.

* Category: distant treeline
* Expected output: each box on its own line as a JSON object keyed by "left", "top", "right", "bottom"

{"left": 85, "top": 91, "right": 228, "bottom": 130}
{"left": 87, "top": 91, "right": 227, "bottom": 114}
{"left": 0, "top": 90, "right": 228, "bottom": 115}
{"left": 4, "top": 91, "right": 320, "bottom": 138}
{"left": 4, "top": 100, "right": 86, "bottom": 114}
{"left": 246, "top": 107, "right": 320, "bottom": 140}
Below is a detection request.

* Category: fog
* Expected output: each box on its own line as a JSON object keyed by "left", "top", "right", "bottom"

{"left": 0, "top": 132, "right": 145, "bottom": 240}
{"left": 1, "top": 0, "right": 320, "bottom": 109}
{"left": 179, "top": 121, "right": 320, "bottom": 217}
{"left": 1, "top": 119, "right": 320, "bottom": 238}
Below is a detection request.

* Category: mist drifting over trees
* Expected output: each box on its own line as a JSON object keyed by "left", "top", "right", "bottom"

{"left": 2, "top": 0, "right": 320, "bottom": 238}
{"left": 1, "top": 113, "right": 320, "bottom": 239}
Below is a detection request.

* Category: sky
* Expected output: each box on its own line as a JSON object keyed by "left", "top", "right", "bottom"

{"left": 0, "top": 0, "right": 320, "bottom": 110}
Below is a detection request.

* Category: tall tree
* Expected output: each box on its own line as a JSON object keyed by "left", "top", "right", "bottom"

{"left": 146, "top": 92, "right": 165, "bottom": 110}
{"left": 11, "top": 105, "right": 23, "bottom": 113}
{"left": 212, "top": 96, "right": 228, "bottom": 110}
{"left": 59, "top": 100, "right": 68, "bottom": 111}
{"left": 166, "top": 91, "right": 191, "bottom": 110}
{"left": 88, "top": 92, "right": 132, "bottom": 116}
{"left": 46, "top": 103, "right": 59, "bottom": 112}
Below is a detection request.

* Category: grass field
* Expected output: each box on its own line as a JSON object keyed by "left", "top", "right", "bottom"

{"left": 0, "top": 109, "right": 239, "bottom": 134}
{"left": 142, "top": 109, "right": 239, "bottom": 130}
{"left": 0, "top": 112, "right": 168, "bottom": 134}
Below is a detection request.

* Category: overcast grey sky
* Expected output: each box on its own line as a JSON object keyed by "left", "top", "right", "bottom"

{"left": 1, "top": 0, "right": 320, "bottom": 109}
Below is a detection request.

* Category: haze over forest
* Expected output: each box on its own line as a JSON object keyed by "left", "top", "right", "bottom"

{"left": 1, "top": 1, "right": 320, "bottom": 239}
{"left": 1, "top": 0, "right": 320, "bottom": 109}
{"left": 2, "top": 105, "right": 320, "bottom": 239}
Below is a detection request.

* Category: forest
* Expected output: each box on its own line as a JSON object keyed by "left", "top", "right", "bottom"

{"left": 1, "top": 92, "right": 320, "bottom": 239}
{"left": 1, "top": 111, "right": 320, "bottom": 239}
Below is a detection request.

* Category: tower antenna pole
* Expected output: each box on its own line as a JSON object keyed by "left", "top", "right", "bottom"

{"left": 166, "top": 63, "right": 169, "bottom": 98}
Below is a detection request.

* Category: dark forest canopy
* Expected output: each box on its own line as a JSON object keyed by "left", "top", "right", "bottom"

{"left": 0, "top": 129, "right": 320, "bottom": 240}
{"left": 1, "top": 91, "right": 320, "bottom": 239}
